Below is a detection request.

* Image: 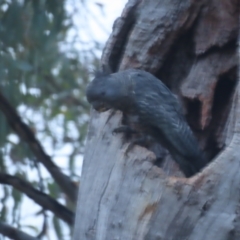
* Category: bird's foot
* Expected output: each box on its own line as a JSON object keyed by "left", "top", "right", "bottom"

{"left": 112, "top": 125, "right": 137, "bottom": 138}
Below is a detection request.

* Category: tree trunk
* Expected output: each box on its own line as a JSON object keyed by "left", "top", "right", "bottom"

{"left": 73, "top": 0, "right": 239, "bottom": 239}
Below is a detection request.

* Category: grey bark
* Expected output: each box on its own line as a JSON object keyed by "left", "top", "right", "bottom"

{"left": 73, "top": 0, "right": 239, "bottom": 239}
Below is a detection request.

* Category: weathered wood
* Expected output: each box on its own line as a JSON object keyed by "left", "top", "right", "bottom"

{"left": 194, "top": 0, "right": 239, "bottom": 54}
{"left": 73, "top": 0, "right": 239, "bottom": 239}
{"left": 146, "top": 89, "right": 240, "bottom": 240}
{"left": 73, "top": 109, "right": 166, "bottom": 239}
{"left": 181, "top": 46, "right": 237, "bottom": 129}
{"left": 74, "top": 89, "right": 240, "bottom": 240}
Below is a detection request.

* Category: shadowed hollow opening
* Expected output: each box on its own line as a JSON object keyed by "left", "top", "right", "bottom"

{"left": 154, "top": 67, "right": 238, "bottom": 177}
{"left": 204, "top": 67, "right": 238, "bottom": 160}
{"left": 152, "top": 27, "right": 238, "bottom": 177}
{"left": 182, "top": 67, "right": 238, "bottom": 172}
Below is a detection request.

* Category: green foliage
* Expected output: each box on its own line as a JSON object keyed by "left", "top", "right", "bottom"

{"left": 0, "top": 0, "right": 101, "bottom": 239}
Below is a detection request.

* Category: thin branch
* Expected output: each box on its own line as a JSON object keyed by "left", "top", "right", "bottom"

{"left": 0, "top": 222, "right": 37, "bottom": 240}
{"left": 44, "top": 74, "right": 89, "bottom": 110}
{"left": 0, "top": 173, "right": 74, "bottom": 225}
{"left": 0, "top": 91, "right": 77, "bottom": 202}
{"left": 32, "top": 155, "right": 48, "bottom": 238}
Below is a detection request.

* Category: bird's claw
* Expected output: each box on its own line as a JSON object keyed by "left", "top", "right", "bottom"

{"left": 112, "top": 125, "right": 137, "bottom": 136}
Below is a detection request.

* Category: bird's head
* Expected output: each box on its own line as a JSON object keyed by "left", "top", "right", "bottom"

{"left": 86, "top": 71, "right": 131, "bottom": 112}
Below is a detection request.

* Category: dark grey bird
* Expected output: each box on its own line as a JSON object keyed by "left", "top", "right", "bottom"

{"left": 86, "top": 69, "right": 207, "bottom": 177}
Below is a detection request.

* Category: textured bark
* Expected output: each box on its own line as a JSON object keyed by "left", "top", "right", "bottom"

{"left": 73, "top": 0, "right": 239, "bottom": 239}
